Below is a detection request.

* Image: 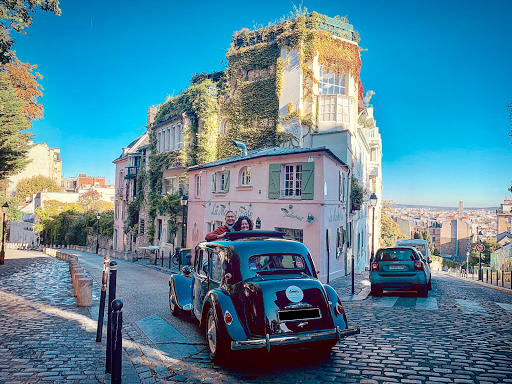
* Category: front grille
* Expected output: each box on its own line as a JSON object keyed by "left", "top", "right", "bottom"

{"left": 278, "top": 308, "right": 321, "bottom": 322}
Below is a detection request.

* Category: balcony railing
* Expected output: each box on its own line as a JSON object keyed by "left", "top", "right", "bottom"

{"left": 115, "top": 188, "right": 124, "bottom": 198}
{"left": 125, "top": 166, "right": 138, "bottom": 179}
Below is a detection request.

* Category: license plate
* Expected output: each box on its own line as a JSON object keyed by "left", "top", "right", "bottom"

{"left": 388, "top": 265, "right": 405, "bottom": 270}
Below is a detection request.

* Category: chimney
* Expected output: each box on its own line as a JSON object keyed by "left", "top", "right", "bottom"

{"left": 147, "top": 106, "right": 157, "bottom": 127}
{"left": 122, "top": 147, "right": 129, "bottom": 155}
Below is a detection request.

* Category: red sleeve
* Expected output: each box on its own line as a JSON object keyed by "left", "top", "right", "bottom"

{"left": 205, "top": 226, "right": 228, "bottom": 241}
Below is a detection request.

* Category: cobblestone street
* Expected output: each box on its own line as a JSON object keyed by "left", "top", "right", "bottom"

{"left": 1, "top": 249, "right": 512, "bottom": 384}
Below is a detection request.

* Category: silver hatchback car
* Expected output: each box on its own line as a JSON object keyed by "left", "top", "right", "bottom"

{"left": 370, "top": 247, "right": 432, "bottom": 297}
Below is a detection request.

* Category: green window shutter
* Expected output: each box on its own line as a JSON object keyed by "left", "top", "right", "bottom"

{"left": 223, "top": 170, "right": 230, "bottom": 192}
{"left": 268, "top": 164, "right": 281, "bottom": 199}
{"left": 301, "top": 162, "right": 314, "bottom": 200}
{"left": 211, "top": 173, "right": 216, "bottom": 193}
{"left": 339, "top": 171, "right": 342, "bottom": 201}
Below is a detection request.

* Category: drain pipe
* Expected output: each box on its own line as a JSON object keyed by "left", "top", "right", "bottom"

{"left": 232, "top": 140, "right": 247, "bottom": 157}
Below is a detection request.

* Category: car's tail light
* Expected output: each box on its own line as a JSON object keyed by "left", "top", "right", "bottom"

{"left": 371, "top": 262, "right": 379, "bottom": 271}
{"left": 414, "top": 261, "right": 423, "bottom": 270}
{"left": 224, "top": 310, "right": 233, "bottom": 325}
{"left": 336, "top": 302, "right": 345, "bottom": 315}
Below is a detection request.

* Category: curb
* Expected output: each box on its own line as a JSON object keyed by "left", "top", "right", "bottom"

{"left": 447, "top": 272, "right": 512, "bottom": 295}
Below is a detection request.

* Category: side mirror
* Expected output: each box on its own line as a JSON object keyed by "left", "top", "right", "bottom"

{"left": 427, "top": 260, "right": 432, "bottom": 264}
{"left": 182, "top": 265, "right": 192, "bottom": 275}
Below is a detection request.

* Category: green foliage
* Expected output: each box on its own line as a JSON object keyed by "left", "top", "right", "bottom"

{"left": 15, "top": 174, "right": 62, "bottom": 200}
{"left": 469, "top": 239, "right": 499, "bottom": 266}
{"left": 413, "top": 230, "right": 436, "bottom": 257}
{"left": 0, "top": 76, "right": 32, "bottom": 180}
{"left": 431, "top": 255, "right": 460, "bottom": 269}
{"left": 380, "top": 200, "right": 408, "bottom": 247}
{"left": 350, "top": 177, "right": 363, "bottom": 211}
{"left": 0, "top": 0, "right": 61, "bottom": 64}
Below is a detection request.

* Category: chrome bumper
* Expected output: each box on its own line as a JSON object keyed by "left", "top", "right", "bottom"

{"left": 231, "top": 326, "right": 360, "bottom": 351}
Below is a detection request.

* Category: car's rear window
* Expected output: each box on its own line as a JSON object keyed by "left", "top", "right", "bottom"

{"left": 376, "top": 249, "right": 419, "bottom": 262}
{"left": 249, "top": 254, "right": 306, "bottom": 271}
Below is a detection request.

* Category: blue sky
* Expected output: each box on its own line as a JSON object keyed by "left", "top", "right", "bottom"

{"left": 15, "top": 0, "right": 512, "bottom": 208}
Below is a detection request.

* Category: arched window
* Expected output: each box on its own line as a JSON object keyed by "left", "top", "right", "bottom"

{"left": 240, "top": 166, "right": 251, "bottom": 186}
{"left": 220, "top": 120, "right": 229, "bottom": 137}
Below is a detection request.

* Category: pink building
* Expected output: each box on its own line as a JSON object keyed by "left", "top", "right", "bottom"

{"left": 186, "top": 146, "right": 350, "bottom": 283}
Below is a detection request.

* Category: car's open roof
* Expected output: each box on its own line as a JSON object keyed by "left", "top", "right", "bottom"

{"left": 224, "top": 230, "right": 286, "bottom": 241}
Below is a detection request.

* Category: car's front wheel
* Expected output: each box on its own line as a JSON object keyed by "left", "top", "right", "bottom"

{"left": 169, "top": 283, "right": 179, "bottom": 316}
{"left": 206, "top": 307, "right": 229, "bottom": 363}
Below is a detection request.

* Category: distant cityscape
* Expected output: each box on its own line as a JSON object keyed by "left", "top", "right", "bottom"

{"left": 388, "top": 200, "right": 512, "bottom": 261}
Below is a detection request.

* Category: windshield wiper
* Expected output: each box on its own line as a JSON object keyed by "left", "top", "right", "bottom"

{"left": 255, "top": 273, "right": 265, "bottom": 280}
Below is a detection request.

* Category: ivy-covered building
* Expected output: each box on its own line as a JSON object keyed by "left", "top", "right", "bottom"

{"left": 116, "top": 11, "right": 383, "bottom": 272}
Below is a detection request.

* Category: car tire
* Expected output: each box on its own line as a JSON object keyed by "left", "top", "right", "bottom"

{"left": 370, "top": 286, "right": 382, "bottom": 297}
{"left": 169, "top": 284, "right": 179, "bottom": 316}
{"left": 206, "top": 307, "right": 229, "bottom": 363}
{"left": 427, "top": 278, "right": 432, "bottom": 291}
{"left": 418, "top": 285, "right": 428, "bottom": 298}
{"left": 316, "top": 339, "right": 337, "bottom": 353}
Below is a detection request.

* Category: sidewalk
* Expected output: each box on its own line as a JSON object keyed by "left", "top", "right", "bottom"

{"left": 446, "top": 270, "right": 512, "bottom": 295}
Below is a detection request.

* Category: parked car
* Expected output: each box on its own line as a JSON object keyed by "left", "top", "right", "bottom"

{"left": 370, "top": 246, "right": 432, "bottom": 297}
{"left": 395, "top": 239, "right": 432, "bottom": 290}
{"left": 169, "top": 230, "right": 360, "bottom": 362}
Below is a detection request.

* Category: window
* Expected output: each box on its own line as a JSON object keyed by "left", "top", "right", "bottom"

{"left": 268, "top": 162, "right": 314, "bottom": 200}
{"left": 210, "top": 251, "right": 222, "bottom": 282}
{"left": 163, "top": 177, "right": 176, "bottom": 195}
{"left": 276, "top": 227, "right": 304, "bottom": 243}
{"left": 319, "top": 95, "right": 350, "bottom": 123}
{"left": 433, "top": 236, "right": 436, "bottom": 241}
{"left": 284, "top": 164, "right": 302, "bottom": 197}
{"left": 220, "top": 170, "right": 230, "bottom": 192}
{"left": 195, "top": 175, "right": 201, "bottom": 197}
{"left": 249, "top": 254, "right": 306, "bottom": 271}
{"left": 339, "top": 171, "right": 346, "bottom": 202}
{"left": 319, "top": 69, "right": 345, "bottom": 95}
{"left": 140, "top": 219, "right": 145, "bottom": 234}
{"left": 220, "top": 120, "right": 228, "bottom": 137}
{"left": 241, "top": 167, "right": 251, "bottom": 186}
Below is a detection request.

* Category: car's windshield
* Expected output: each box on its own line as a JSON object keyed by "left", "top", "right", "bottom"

{"left": 376, "top": 248, "right": 419, "bottom": 262}
{"left": 249, "top": 254, "right": 306, "bottom": 272}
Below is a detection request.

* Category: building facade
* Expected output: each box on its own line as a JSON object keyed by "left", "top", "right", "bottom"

{"left": 497, "top": 199, "right": 512, "bottom": 235}
{"left": 187, "top": 147, "right": 350, "bottom": 283}
{"left": 7, "top": 142, "right": 62, "bottom": 197}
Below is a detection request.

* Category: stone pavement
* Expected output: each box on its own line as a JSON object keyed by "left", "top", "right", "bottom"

{"left": 0, "top": 249, "right": 139, "bottom": 383}
{"left": 0, "top": 248, "right": 373, "bottom": 384}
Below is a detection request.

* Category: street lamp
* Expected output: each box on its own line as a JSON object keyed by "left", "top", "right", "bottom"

{"left": 180, "top": 195, "right": 188, "bottom": 248}
{"left": 369, "top": 193, "right": 378, "bottom": 264}
{"left": 96, "top": 212, "right": 101, "bottom": 254}
{"left": 1, "top": 202, "right": 9, "bottom": 265}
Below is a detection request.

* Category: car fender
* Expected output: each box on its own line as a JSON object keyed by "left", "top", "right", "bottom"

{"left": 323, "top": 284, "right": 348, "bottom": 330}
{"left": 169, "top": 274, "right": 193, "bottom": 311}
{"left": 203, "top": 289, "right": 248, "bottom": 343}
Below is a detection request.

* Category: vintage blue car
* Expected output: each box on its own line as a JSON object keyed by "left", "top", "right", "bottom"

{"left": 168, "top": 231, "right": 360, "bottom": 362}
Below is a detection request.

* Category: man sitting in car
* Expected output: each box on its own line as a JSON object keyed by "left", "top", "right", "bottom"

{"left": 205, "top": 210, "right": 237, "bottom": 241}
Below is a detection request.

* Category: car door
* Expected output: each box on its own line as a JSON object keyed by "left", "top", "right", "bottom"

{"left": 192, "top": 248, "right": 209, "bottom": 320}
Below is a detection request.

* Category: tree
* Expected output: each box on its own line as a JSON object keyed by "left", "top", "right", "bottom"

{"left": 380, "top": 200, "right": 408, "bottom": 247}
{"left": 77, "top": 190, "right": 113, "bottom": 213}
{"left": 469, "top": 238, "right": 499, "bottom": 267}
{"left": 1, "top": 52, "right": 44, "bottom": 121}
{"left": 0, "top": 76, "right": 32, "bottom": 179}
{"left": 0, "top": 0, "right": 61, "bottom": 64}
{"left": 15, "top": 174, "right": 62, "bottom": 200}
{"left": 413, "top": 230, "right": 435, "bottom": 257}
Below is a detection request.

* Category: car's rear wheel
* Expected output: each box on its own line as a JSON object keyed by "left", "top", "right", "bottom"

{"left": 169, "top": 284, "right": 179, "bottom": 316}
{"left": 418, "top": 285, "right": 428, "bottom": 298}
{"left": 315, "top": 339, "right": 338, "bottom": 353}
{"left": 206, "top": 307, "right": 229, "bottom": 363}
{"left": 427, "top": 278, "right": 432, "bottom": 291}
{"left": 370, "top": 286, "right": 382, "bottom": 297}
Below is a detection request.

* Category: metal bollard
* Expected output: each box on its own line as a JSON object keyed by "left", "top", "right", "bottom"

{"left": 105, "top": 261, "right": 117, "bottom": 374}
{"left": 96, "top": 255, "right": 110, "bottom": 342}
{"left": 502, "top": 271, "right": 505, "bottom": 287}
{"left": 486, "top": 269, "right": 489, "bottom": 283}
{"left": 111, "top": 299, "right": 123, "bottom": 384}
